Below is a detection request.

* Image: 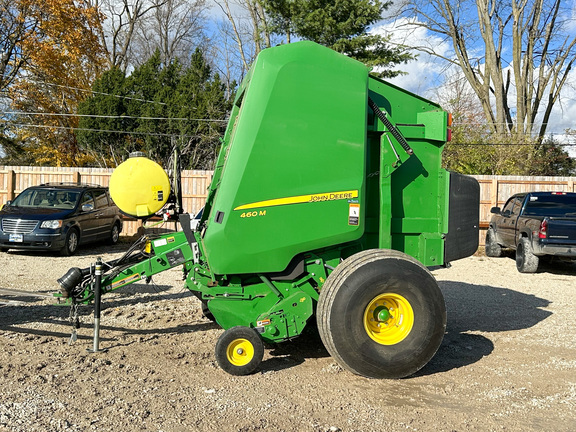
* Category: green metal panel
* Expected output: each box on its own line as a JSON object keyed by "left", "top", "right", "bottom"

{"left": 367, "top": 77, "right": 451, "bottom": 266}
{"left": 203, "top": 42, "right": 368, "bottom": 275}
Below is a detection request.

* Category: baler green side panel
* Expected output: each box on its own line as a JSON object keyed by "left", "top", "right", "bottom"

{"left": 203, "top": 42, "right": 368, "bottom": 275}
{"left": 367, "top": 77, "right": 450, "bottom": 266}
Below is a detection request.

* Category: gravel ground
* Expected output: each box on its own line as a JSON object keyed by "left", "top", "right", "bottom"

{"left": 0, "top": 243, "right": 575, "bottom": 432}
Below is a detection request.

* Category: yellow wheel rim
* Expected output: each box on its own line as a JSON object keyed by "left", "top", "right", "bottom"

{"left": 363, "top": 293, "right": 414, "bottom": 345}
{"left": 226, "top": 338, "right": 255, "bottom": 366}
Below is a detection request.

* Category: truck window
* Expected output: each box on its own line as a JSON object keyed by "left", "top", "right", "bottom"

{"left": 502, "top": 198, "right": 516, "bottom": 214}
{"left": 523, "top": 195, "right": 576, "bottom": 217}
{"left": 510, "top": 196, "right": 524, "bottom": 215}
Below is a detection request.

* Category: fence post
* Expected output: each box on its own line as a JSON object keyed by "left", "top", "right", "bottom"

{"left": 7, "top": 170, "right": 15, "bottom": 201}
{"left": 73, "top": 171, "right": 80, "bottom": 184}
{"left": 491, "top": 178, "right": 498, "bottom": 208}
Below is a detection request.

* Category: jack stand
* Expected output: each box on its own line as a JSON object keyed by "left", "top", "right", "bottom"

{"left": 87, "top": 257, "right": 107, "bottom": 353}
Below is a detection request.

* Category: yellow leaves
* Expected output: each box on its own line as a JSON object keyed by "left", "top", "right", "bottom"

{"left": 9, "top": 0, "right": 107, "bottom": 166}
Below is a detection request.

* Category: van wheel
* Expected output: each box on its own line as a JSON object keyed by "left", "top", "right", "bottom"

{"left": 107, "top": 222, "right": 120, "bottom": 245}
{"left": 61, "top": 228, "right": 79, "bottom": 256}
{"left": 516, "top": 237, "right": 539, "bottom": 273}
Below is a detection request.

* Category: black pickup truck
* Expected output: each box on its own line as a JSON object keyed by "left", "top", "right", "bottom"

{"left": 486, "top": 192, "right": 576, "bottom": 273}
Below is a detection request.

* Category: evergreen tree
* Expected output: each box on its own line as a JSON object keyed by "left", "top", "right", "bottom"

{"left": 261, "top": 0, "right": 413, "bottom": 77}
{"left": 77, "top": 48, "right": 231, "bottom": 169}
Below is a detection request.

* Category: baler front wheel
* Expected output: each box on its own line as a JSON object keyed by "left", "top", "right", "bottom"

{"left": 215, "top": 326, "right": 264, "bottom": 376}
{"left": 317, "top": 249, "right": 446, "bottom": 379}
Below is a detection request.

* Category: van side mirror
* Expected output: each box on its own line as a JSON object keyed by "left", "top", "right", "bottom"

{"left": 490, "top": 206, "right": 501, "bottom": 214}
{"left": 82, "top": 203, "right": 94, "bottom": 212}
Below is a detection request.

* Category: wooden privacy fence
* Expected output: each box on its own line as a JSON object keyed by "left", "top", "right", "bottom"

{"left": 0, "top": 165, "right": 213, "bottom": 236}
{"left": 2, "top": 166, "right": 576, "bottom": 245}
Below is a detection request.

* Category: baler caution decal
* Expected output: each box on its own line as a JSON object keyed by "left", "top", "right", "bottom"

{"left": 234, "top": 190, "right": 358, "bottom": 211}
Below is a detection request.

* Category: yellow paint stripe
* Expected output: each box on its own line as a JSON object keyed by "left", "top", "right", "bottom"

{"left": 234, "top": 190, "right": 358, "bottom": 211}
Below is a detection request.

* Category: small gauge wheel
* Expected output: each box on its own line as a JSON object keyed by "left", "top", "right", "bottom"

{"left": 215, "top": 326, "right": 264, "bottom": 376}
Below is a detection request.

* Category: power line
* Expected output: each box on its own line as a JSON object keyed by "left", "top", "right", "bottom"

{"left": 5, "top": 122, "right": 198, "bottom": 138}
{"left": 1, "top": 111, "right": 227, "bottom": 122}
{"left": 448, "top": 142, "right": 576, "bottom": 147}
{"left": 32, "top": 81, "right": 171, "bottom": 106}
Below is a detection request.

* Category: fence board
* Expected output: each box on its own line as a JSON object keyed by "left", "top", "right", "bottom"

{"left": 2, "top": 167, "right": 575, "bottom": 248}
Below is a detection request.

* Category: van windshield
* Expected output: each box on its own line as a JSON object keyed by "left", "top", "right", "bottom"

{"left": 523, "top": 195, "right": 576, "bottom": 217}
{"left": 11, "top": 188, "right": 80, "bottom": 210}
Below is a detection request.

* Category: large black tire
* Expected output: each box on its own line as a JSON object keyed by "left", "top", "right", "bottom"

{"left": 485, "top": 228, "right": 503, "bottom": 257}
{"left": 0, "top": 248, "right": 8, "bottom": 253}
{"left": 516, "top": 237, "right": 539, "bottom": 273}
{"left": 317, "top": 249, "right": 446, "bottom": 379}
{"left": 61, "top": 228, "right": 79, "bottom": 256}
{"left": 107, "top": 222, "right": 121, "bottom": 245}
{"left": 215, "top": 326, "right": 264, "bottom": 376}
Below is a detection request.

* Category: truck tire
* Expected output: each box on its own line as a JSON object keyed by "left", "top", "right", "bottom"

{"left": 215, "top": 326, "right": 264, "bottom": 376}
{"left": 516, "top": 237, "right": 539, "bottom": 273}
{"left": 317, "top": 249, "right": 446, "bottom": 379}
{"left": 60, "top": 228, "right": 79, "bottom": 256}
{"left": 485, "top": 228, "right": 502, "bottom": 257}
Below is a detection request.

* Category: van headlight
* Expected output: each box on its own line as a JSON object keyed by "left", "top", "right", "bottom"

{"left": 41, "top": 220, "right": 63, "bottom": 229}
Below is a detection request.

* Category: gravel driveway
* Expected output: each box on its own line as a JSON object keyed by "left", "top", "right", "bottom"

{"left": 0, "top": 244, "right": 575, "bottom": 431}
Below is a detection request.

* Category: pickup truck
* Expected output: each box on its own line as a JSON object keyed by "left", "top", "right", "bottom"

{"left": 485, "top": 192, "right": 576, "bottom": 273}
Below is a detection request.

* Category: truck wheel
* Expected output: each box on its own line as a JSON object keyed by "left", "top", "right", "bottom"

{"left": 516, "top": 237, "right": 539, "bottom": 273}
{"left": 485, "top": 228, "right": 502, "bottom": 257}
{"left": 317, "top": 249, "right": 446, "bottom": 379}
{"left": 215, "top": 326, "right": 264, "bottom": 376}
{"left": 61, "top": 228, "right": 79, "bottom": 256}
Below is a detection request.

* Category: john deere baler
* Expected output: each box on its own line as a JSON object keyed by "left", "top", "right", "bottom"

{"left": 59, "top": 41, "right": 479, "bottom": 379}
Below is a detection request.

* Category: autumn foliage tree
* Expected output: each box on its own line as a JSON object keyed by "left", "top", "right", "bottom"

{"left": 3, "top": 0, "right": 106, "bottom": 166}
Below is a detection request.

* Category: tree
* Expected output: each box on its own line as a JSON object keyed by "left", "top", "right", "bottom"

{"left": 213, "top": 0, "right": 273, "bottom": 75}
{"left": 262, "top": 0, "right": 413, "bottom": 77}
{"left": 129, "top": 0, "right": 208, "bottom": 67}
{"left": 91, "top": 0, "right": 168, "bottom": 71}
{"left": 403, "top": 0, "right": 576, "bottom": 143}
{"left": 3, "top": 0, "right": 106, "bottom": 166}
{"left": 438, "top": 70, "right": 574, "bottom": 175}
{"left": 0, "top": 0, "right": 37, "bottom": 93}
{"left": 77, "top": 49, "right": 231, "bottom": 169}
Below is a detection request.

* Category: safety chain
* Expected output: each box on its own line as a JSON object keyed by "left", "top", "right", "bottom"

{"left": 68, "top": 300, "right": 80, "bottom": 345}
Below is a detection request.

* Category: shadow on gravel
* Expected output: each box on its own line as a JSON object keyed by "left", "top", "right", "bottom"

{"left": 493, "top": 250, "right": 576, "bottom": 275}
{"left": 0, "top": 284, "right": 206, "bottom": 340}
{"left": 261, "top": 323, "right": 329, "bottom": 372}
{"left": 1, "top": 241, "right": 131, "bottom": 258}
{"left": 416, "top": 280, "right": 552, "bottom": 376}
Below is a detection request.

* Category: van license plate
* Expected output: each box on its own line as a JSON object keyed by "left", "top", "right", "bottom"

{"left": 9, "top": 234, "right": 23, "bottom": 242}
